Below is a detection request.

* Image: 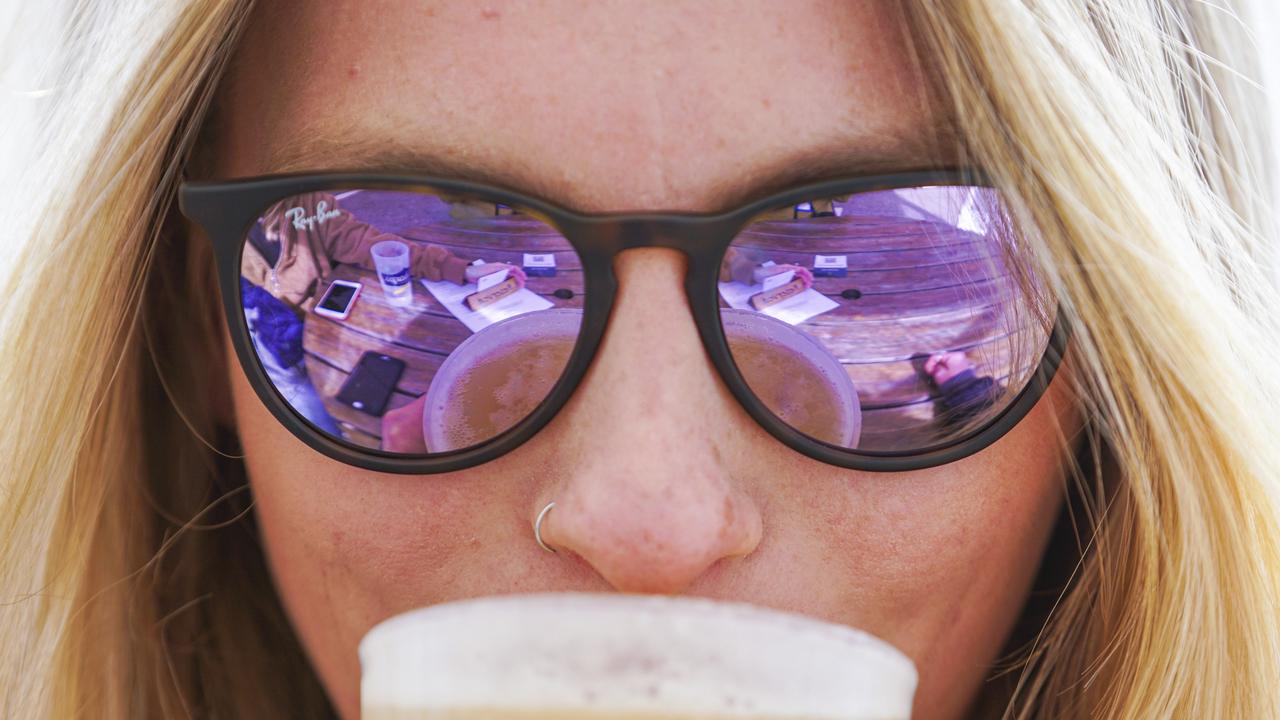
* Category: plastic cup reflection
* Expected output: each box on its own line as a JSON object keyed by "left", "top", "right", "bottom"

{"left": 372, "top": 240, "right": 413, "bottom": 307}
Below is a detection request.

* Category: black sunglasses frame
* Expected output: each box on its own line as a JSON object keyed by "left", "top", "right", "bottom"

{"left": 179, "top": 168, "right": 1071, "bottom": 475}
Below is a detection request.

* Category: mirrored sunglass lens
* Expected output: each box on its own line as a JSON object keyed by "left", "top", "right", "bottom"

{"left": 720, "top": 185, "right": 1055, "bottom": 454}
{"left": 238, "top": 189, "right": 583, "bottom": 455}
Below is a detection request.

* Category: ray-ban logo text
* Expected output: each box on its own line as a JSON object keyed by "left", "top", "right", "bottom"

{"left": 286, "top": 201, "right": 341, "bottom": 230}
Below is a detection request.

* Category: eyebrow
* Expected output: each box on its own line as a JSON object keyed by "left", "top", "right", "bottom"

{"left": 262, "top": 121, "right": 960, "bottom": 212}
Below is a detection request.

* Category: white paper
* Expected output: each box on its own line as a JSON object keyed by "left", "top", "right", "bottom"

{"left": 476, "top": 267, "right": 509, "bottom": 291}
{"left": 717, "top": 281, "right": 839, "bottom": 326}
{"left": 761, "top": 269, "right": 796, "bottom": 292}
{"left": 421, "top": 278, "right": 553, "bottom": 333}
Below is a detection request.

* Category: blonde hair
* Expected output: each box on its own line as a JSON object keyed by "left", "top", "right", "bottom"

{"left": 2, "top": 1, "right": 1278, "bottom": 717}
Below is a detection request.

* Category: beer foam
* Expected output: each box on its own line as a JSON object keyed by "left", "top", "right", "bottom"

{"left": 427, "top": 309, "right": 579, "bottom": 452}
{"left": 360, "top": 593, "right": 916, "bottom": 718}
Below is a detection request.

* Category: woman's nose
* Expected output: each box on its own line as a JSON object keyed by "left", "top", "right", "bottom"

{"left": 535, "top": 248, "right": 764, "bottom": 594}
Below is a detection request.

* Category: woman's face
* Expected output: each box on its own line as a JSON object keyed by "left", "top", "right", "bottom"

{"left": 208, "top": 3, "right": 1084, "bottom": 718}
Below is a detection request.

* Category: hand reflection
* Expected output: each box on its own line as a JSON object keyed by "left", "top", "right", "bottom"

{"left": 381, "top": 393, "right": 429, "bottom": 454}
{"left": 465, "top": 262, "right": 528, "bottom": 288}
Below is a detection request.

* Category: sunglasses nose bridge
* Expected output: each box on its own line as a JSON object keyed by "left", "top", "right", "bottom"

{"left": 603, "top": 219, "right": 732, "bottom": 335}
{"left": 569, "top": 216, "right": 735, "bottom": 403}
{"left": 605, "top": 217, "right": 728, "bottom": 253}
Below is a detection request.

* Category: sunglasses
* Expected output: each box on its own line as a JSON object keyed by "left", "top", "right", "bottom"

{"left": 179, "top": 169, "right": 1070, "bottom": 475}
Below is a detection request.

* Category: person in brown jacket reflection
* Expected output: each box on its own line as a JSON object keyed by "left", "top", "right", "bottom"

{"left": 241, "top": 191, "right": 525, "bottom": 311}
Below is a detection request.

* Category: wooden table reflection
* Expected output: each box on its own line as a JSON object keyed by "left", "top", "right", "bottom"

{"left": 302, "top": 214, "right": 1022, "bottom": 448}
{"left": 302, "top": 216, "right": 583, "bottom": 446}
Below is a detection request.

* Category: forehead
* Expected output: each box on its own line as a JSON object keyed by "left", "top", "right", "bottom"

{"left": 212, "top": 1, "right": 953, "bottom": 212}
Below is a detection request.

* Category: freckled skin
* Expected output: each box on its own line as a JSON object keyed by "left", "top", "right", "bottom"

{"left": 210, "top": 2, "right": 1085, "bottom": 718}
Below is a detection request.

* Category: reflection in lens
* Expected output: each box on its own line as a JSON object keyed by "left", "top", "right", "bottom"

{"left": 239, "top": 189, "right": 582, "bottom": 455}
{"left": 721, "top": 185, "right": 1054, "bottom": 454}
{"left": 424, "top": 309, "right": 580, "bottom": 452}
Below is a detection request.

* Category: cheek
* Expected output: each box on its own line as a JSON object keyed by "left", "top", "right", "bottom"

{"left": 784, "top": 456, "right": 1061, "bottom": 652}
{"left": 873, "top": 460, "right": 1061, "bottom": 652}
{"left": 227, "top": 355, "right": 526, "bottom": 703}
{"left": 815, "top": 373, "right": 1079, "bottom": 714}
